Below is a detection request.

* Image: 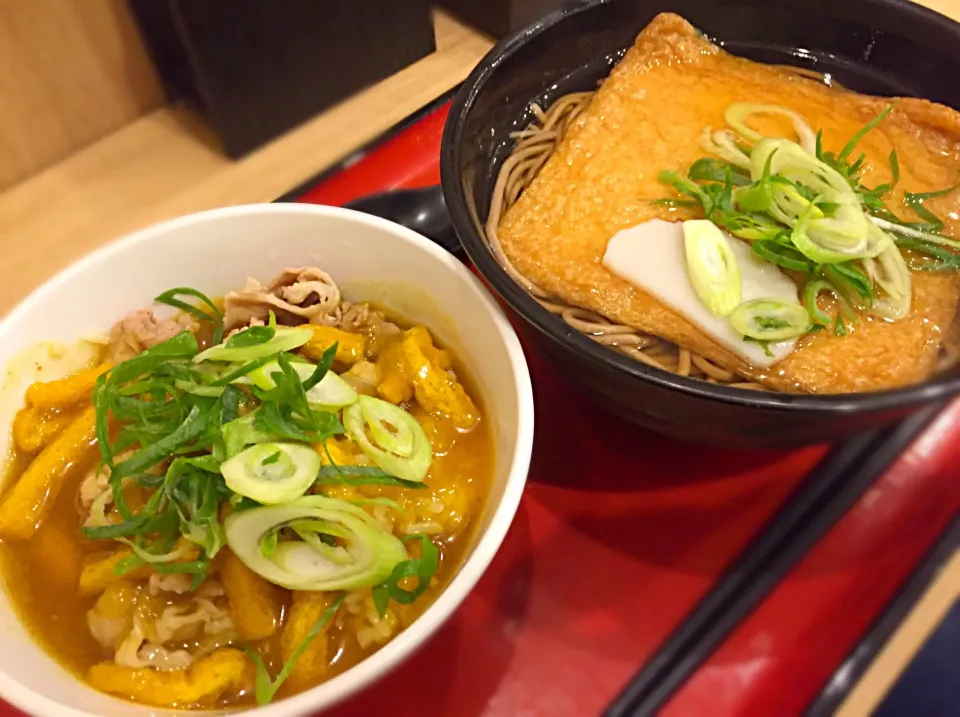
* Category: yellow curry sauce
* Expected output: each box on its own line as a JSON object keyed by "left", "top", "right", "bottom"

{"left": 0, "top": 308, "right": 493, "bottom": 708}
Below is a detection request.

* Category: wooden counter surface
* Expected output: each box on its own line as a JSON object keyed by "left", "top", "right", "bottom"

{"left": 3, "top": 3, "right": 960, "bottom": 316}
{"left": 0, "top": 10, "right": 493, "bottom": 315}
{"left": 0, "top": 0, "right": 954, "bottom": 308}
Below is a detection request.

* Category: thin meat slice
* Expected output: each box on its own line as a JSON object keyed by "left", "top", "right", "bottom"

{"left": 107, "top": 309, "right": 197, "bottom": 363}
{"left": 223, "top": 267, "right": 341, "bottom": 330}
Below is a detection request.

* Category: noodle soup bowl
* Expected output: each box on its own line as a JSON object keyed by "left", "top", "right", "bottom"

{"left": 0, "top": 204, "right": 534, "bottom": 716}
{"left": 440, "top": 0, "right": 960, "bottom": 447}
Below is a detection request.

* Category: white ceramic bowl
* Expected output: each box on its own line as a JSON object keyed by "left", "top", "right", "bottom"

{"left": 0, "top": 204, "right": 534, "bottom": 717}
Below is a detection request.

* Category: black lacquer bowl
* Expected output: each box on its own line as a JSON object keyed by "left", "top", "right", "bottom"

{"left": 439, "top": 0, "right": 960, "bottom": 447}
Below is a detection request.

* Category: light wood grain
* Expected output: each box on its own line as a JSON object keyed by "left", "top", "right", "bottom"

{"left": 837, "top": 549, "right": 960, "bottom": 717}
{"left": 0, "top": 10, "right": 493, "bottom": 316}
{"left": 0, "top": 0, "right": 163, "bottom": 190}
{"left": 1, "top": 3, "right": 958, "bottom": 318}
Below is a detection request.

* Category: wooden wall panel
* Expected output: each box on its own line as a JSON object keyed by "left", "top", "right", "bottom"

{"left": 0, "top": 0, "right": 163, "bottom": 190}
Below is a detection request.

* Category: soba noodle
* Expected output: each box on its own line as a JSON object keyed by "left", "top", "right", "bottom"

{"left": 484, "top": 91, "right": 764, "bottom": 389}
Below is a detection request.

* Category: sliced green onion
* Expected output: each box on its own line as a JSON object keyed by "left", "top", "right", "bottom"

{"left": 343, "top": 396, "right": 432, "bottom": 483}
{"left": 802, "top": 280, "right": 837, "bottom": 326}
{"left": 376, "top": 533, "right": 439, "bottom": 608}
{"left": 682, "top": 220, "right": 742, "bottom": 316}
{"left": 155, "top": 287, "right": 224, "bottom": 345}
{"left": 752, "top": 138, "right": 854, "bottom": 200}
{"left": 288, "top": 519, "right": 354, "bottom": 565}
{"left": 769, "top": 180, "right": 821, "bottom": 226}
{"left": 752, "top": 240, "right": 814, "bottom": 273}
{"left": 699, "top": 127, "right": 751, "bottom": 169}
{"left": 246, "top": 594, "right": 344, "bottom": 705}
{"left": 236, "top": 360, "right": 358, "bottom": 410}
{"left": 730, "top": 298, "right": 812, "bottom": 341}
{"left": 733, "top": 148, "right": 776, "bottom": 212}
{"left": 837, "top": 104, "right": 895, "bottom": 164}
{"left": 724, "top": 103, "right": 817, "bottom": 154}
{"left": 315, "top": 465, "right": 427, "bottom": 489}
{"left": 174, "top": 379, "right": 225, "bottom": 397}
{"left": 225, "top": 324, "right": 276, "bottom": 349}
{"left": 259, "top": 530, "right": 279, "bottom": 558}
{"left": 211, "top": 355, "right": 278, "bottom": 387}
{"left": 888, "top": 150, "right": 900, "bottom": 186}
{"left": 304, "top": 372, "right": 357, "bottom": 410}
{"left": 658, "top": 170, "right": 707, "bottom": 205}
{"left": 808, "top": 199, "right": 880, "bottom": 257}
{"left": 824, "top": 263, "right": 873, "bottom": 309}
{"left": 870, "top": 216, "right": 960, "bottom": 252}
{"left": 193, "top": 326, "right": 313, "bottom": 363}
{"left": 220, "top": 442, "right": 321, "bottom": 504}
{"left": 115, "top": 536, "right": 195, "bottom": 566}
{"left": 863, "top": 241, "right": 912, "bottom": 320}
{"left": 688, "top": 158, "right": 751, "bottom": 186}
{"left": 221, "top": 412, "right": 278, "bottom": 457}
{"left": 903, "top": 184, "right": 956, "bottom": 232}
{"left": 720, "top": 213, "right": 783, "bottom": 241}
{"left": 361, "top": 397, "right": 415, "bottom": 457}
{"left": 224, "top": 495, "right": 408, "bottom": 590}
{"left": 896, "top": 237, "right": 960, "bottom": 271}
{"left": 791, "top": 202, "right": 883, "bottom": 264}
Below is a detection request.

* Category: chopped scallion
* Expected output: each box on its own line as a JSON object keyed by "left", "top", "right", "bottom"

{"left": 730, "top": 298, "right": 812, "bottom": 341}
{"left": 245, "top": 594, "right": 345, "bottom": 705}
{"left": 682, "top": 220, "right": 742, "bottom": 316}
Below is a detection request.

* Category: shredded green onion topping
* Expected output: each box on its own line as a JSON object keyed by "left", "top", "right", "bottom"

{"left": 84, "top": 287, "right": 445, "bottom": 699}
{"left": 657, "top": 100, "right": 960, "bottom": 334}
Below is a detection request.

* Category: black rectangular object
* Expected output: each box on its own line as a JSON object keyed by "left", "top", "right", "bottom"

{"left": 436, "top": 0, "right": 566, "bottom": 38}
{"left": 130, "top": 0, "right": 436, "bottom": 158}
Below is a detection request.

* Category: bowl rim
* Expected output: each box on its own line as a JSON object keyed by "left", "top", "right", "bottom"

{"left": 0, "top": 203, "right": 535, "bottom": 717}
{"left": 439, "top": 0, "right": 960, "bottom": 414}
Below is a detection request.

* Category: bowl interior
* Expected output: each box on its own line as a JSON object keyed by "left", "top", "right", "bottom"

{"left": 441, "top": 0, "right": 960, "bottom": 411}
{"left": 0, "top": 205, "right": 532, "bottom": 717}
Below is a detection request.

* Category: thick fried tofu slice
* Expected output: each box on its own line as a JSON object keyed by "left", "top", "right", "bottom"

{"left": 87, "top": 648, "right": 249, "bottom": 707}
{"left": 401, "top": 327, "right": 479, "bottom": 428}
{"left": 220, "top": 549, "right": 285, "bottom": 640}
{"left": 279, "top": 591, "right": 337, "bottom": 693}
{"left": 497, "top": 13, "right": 960, "bottom": 393}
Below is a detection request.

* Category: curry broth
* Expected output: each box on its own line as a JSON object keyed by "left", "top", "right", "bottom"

{"left": 0, "top": 306, "right": 494, "bottom": 708}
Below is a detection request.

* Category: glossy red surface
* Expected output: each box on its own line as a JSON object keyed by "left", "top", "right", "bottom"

{"left": 296, "top": 101, "right": 960, "bottom": 716}
{"left": 295, "top": 102, "right": 448, "bottom": 206}
{"left": 663, "top": 399, "right": 960, "bottom": 717}
{"left": 1, "top": 100, "right": 954, "bottom": 717}
{"left": 294, "top": 104, "right": 825, "bottom": 714}
{"left": 327, "top": 348, "right": 827, "bottom": 716}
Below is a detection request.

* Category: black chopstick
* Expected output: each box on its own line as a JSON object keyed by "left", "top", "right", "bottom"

{"left": 604, "top": 401, "right": 948, "bottom": 717}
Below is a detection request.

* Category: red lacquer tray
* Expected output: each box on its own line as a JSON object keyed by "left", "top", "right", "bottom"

{"left": 289, "top": 100, "right": 960, "bottom": 716}
{"left": 662, "top": 401, "right": 960, "bottom": 717}
{"left": 3, "top": 96, "right": 956, "bottom": 717}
